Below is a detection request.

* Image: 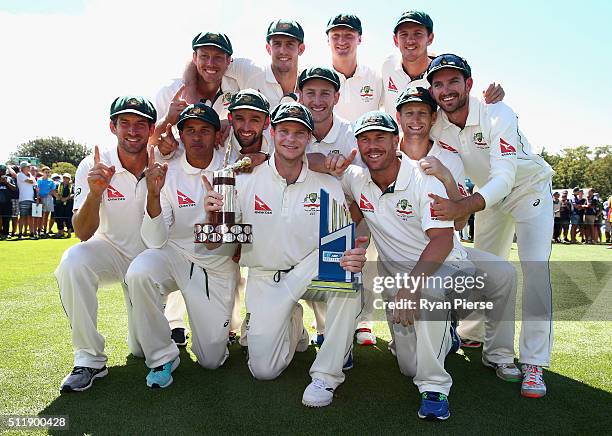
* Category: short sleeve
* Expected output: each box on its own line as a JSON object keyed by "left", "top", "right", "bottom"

{"left": 73, "top": 156, "right": 93, "bottom": 210}
{"left": 419, "top": 175, "right": 455, "bottom": 233}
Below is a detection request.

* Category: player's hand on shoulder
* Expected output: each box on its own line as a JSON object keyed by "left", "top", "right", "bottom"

{"left": 237, "top": 152, "right": 269, "bottom": 173}
{"left": 87, "top": 145, "right": 116, "bottom": 198}
{"left": 144, "top": 147, "right": 168, "bottom": 196}
{"left": 419, "top": 156, "right": 452, "bottom": 185}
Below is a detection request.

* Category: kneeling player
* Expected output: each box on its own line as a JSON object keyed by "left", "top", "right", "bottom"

{"left": 125, "top": 104, "right": 238, "bottom": 388}
{"left": 336, "top": 112, "right": 516, "bottom": 420}
{"left": 204, "top": 102, "right": 366, "bottom": 407}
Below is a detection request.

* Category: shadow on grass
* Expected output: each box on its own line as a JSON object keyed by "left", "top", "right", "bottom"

{"left": 42, "top": 338, "right": 611, "bottom": 435}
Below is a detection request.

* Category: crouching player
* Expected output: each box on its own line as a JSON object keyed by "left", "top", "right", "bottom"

{"left": 204, "top": 102, "right": 367, "bottom": 407}
{"left": 125, "top": 104, "right": 238, "bottom": 388}
{"left": 333, "top": 111, "right": 517, "bottom": 420}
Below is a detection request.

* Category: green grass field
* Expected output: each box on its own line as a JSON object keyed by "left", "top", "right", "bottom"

{"left": 0, "top": 239, "right": 610, "bottom": 435}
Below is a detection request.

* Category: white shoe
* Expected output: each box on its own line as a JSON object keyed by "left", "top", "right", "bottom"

{"left": 355, "top": 328, "right": 377, "bottom": 346}
{"left": 482, "top": 358, "right": 522, "bottom": 382}
{"left": 302, "top": 378, "right": 334, "bottom": 407}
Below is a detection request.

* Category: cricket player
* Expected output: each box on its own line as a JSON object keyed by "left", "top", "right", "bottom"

{"left": 334, "top": 111, "right": 517, "bottom": 420}
{"left": 183, "top": 20, "right": 306, "bottom": 110}
{"left": 125, "top": 104, "right": 238, "bottom": 388}
{"left": 298, "top": 65, "right": 377, "bottom": 346}
{"left": 203, "top": 102, "right": 367, "bottom": 407}
{"left": 56, "top": 96, "right": 156, "bottom": 392}
{"left": 395, "top": 86, "right": 522, "bottom": 382}
{"left": 427, "top": 54, "right": 554, "bottom": 398}
{"left": 382, "top": 10, "right": 504, "bottom": 116}
{"left": 325, "top": 14, "right": 382, "bottom": 122}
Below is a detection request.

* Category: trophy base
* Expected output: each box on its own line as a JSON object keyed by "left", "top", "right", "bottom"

{"left": 307, "top": 277, "right": 360, "bottom": 293}
{"left": 194, "top": 223, "right": 253, "bottom": 244}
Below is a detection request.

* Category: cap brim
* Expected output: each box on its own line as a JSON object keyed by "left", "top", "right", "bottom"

{"left": 272, "top": 117, "right": 313, "bottom": 131}
{"left": 177, "top": 115, "right": 220, "bottom": 130}
{"left": 396, "top": 98, "right": 437, "bottom": 112}
{"left": 192, "top": 42, "right": 232, "bottom": 56}
{"left": 326, "top": 24, "right": 360, "bottom": 34}
{"left": 299, "top": 75, "right": 340, "bottom": 91}
{"left": 394, "top": 18, "right": 428, "bottom": 33}
{"left": 111, "top": 109, "right": 155, "bottom": 121}
{"left": 426, "top": 65, "right": 469, "bottom": 83}
{"left": 354, "top": 125, "right": 397, "bottom": 136}
{"left": 267, "top": 32, "right": 302, "bottom": 42}
{"left": 228, "top": 105, "right": 269, "bottom": 114}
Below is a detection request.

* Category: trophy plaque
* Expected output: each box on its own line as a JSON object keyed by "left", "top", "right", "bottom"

{"left": 307, "top": 189, "right": 361, "bottom": 293}
{"left": 195, "top": 148, "right": 253, "bottom": 243}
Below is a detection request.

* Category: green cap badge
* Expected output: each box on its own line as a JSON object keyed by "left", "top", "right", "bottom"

{"left": 326, "top": 14, "right": 362, "bottom": 35}
{"left": 393, "top": 10, "right": 433, "bottom": 34}
{"left": 396, "top": 87, "right": 437, "bottom": 112}
{"left": 298, "top": 66, "right": 341, "bottom": 91}
{"left": 177, "top": 103, "right": 221, "bottom": 131}
{"left": 354, "top": 111, "right": 399, "bottom": 136}
{"left": 192, "top": 32, "right": 233, "bottom": 56}
{"left": 228, "top": 89, "right": 270, "bottom": 115}
{"left": 266, "top": 19, "right": 304, "bottom": 43}
{"left": 271, "top": 102, "right": 314, "bottom": 131}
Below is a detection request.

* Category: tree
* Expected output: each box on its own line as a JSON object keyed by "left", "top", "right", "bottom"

{"left": 584, "top": 146, "right": 612, "bottom": 196}
{"left": 11, "top": 137, "right": 90, "bottom": 167}
{"left": 50, "top": 162, "right": 77, "bottom": 178}
{"left": 550, "top": 146, "right": 591, "bottom": 190}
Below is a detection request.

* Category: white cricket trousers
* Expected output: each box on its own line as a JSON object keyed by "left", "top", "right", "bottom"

{"left": 458, "top": 186, "right": 554, "bottom": 366}
{"left": 125, "top": 245, "right": 238, "bottom": 369}
{"left": 55, "top": 238, "right": 142, "bottom": 369}
{"left": 246, "top": 250, "right": 361, "bottom": 388}
{"left": 385, "top": 253, "right": 516, "bottom": 395}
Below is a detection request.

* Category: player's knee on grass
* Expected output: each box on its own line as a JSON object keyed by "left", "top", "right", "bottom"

{"left": 248, "top": 355, "right": 285, "bottom": 381}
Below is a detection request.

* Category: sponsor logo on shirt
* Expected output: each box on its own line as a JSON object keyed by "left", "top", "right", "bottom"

{"left": 107, "top": 185, "right": 125, "bottom": 201}
{"left": 473, "top": 132, "right": 489, "bottom": 149}
{"left": 254, "top": 195, "right": 272, "bottom": 214}
{"left": 387, "top": 77, "right": 398, "bottom": 92}
{"left": 360, "top": 85, "right": 374, "bottom": 102}
{"left": 395, "top": 199, "right": 414, "bottom": 220}
{"left": 429, "top": 202, "right": 438, "bottom": 220}
{"left": 303, "top": 192, "right": 320, "bottom": 215}
{"left": 438, "top": 140, "right": 458, "bottom": 153}
{"left": 458, "top": 183, "right": 468, "bottom": 197}
{"left": 177, "top": 190, "right": 196, "bottom": 208}
{"left": 500, "top": 138, "right": 516, "bottom": 155}
{"left": 359, "top": 194, "right": 374, "bottom": 212}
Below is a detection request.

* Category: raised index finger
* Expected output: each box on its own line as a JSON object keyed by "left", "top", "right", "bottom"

{"left": 341, "top": 148, "right": 357, "bottom": 169}
{"left": 172, "top": 84, "right": 186, "bottom": 102}
{"left": 148, "top": 146, "right": 156, "bottom": 168}
{"left": 94, "top": 145, "right": 100, "bottom": 164}
{"left": 201, "top": 175, "right": 213, "bottom": 192}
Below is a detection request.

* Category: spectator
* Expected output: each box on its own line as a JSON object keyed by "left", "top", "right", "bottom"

{"left": 36, "top": 166, "right": 56, "bottom": 237}
{"left": 54, "top": 173, "right": 74, "bottom": 238}
{"left": 552, "top": 191, "right": 561, "bottom": 243}
{"left": 593, "top": 192, "right": 603, "bottom": 244}
{"left": 584, "top": 189, "right": 598, "bottom": 244}
{"left": 0, "top": 165, "right": 17, "bottom": 240}
{"left": 570, "top": 188, "right": 586, "bottom": 243}
{"left": 605, "top": 195, "right": 611, "bottom": 244}
{"left": 559, "top": 190, "right": 572, "bottom": 243}
{"left": 16, "top": 161, "right": 37, "bottom": 239}
{"left": 48, "top": 173, "right": 61, "bottom": 234}
{"left": 7, "top": 165, "right": 20, "bottom": 237}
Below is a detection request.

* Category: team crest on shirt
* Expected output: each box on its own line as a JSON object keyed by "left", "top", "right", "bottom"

{"left": 254, "top": 195, "right": 272, "bottom": 214}
{"left": 107, "top": 185, "right": 125, "bottom": 201}
{"left": 222, "top": 92, "right": 233, "bottom": 107}
{"left": 499, "top": 138, "right": 516, "bottom": 155}
{"left": 387, "top": 77, "right": 398, "bottom": 92}
{"left": 177, "top": 190, "right": 196, "bottom": 208}
{"left": 359, "top": 194, "right": 375, "bottom": 212}
{"left": 360, "top": 85, "right": 374, "bottom": 102}
{"left": 473, "top": 132, "right": 488, "bottom": 148}
{"left": 395, "top": 199, "right": 414, "bottom": 220}
{"left": 303, "top": 192, "right": 320, "bottom": 215}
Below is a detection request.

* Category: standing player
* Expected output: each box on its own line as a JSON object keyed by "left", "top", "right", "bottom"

{"left": 56, "top": 96, "right": 156, "bottom": 392}
{"left": 382, "top": 10, "right": 504, "bottom": 116}
{"left": 335, "top": 111, "right": 517, "bottom": 420}
{"left": 325, "top": 14, "right": 382, "bottom": 122}
{"left": 204, "top": 102, "right": 367, "bottom": 407}
{"left": 427, "top": 54, "right": 553, "bottom": 398}
{"left": 125, "top": 104, "right": 238, "bottom": 388}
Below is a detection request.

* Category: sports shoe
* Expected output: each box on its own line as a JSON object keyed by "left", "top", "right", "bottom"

{"left": 228, "top": 331, "right": 238, "bottom": 345}
{"left": 521, "top": 364, "right": 546, "bottom": 398}
{"left": 171, "top": 328, "right": 188, "bottom": 347}
{"left": 342, "top": 351, "right": 354, "bottom": 371}
{"left": 60, "top": 366, "right": 108, "bottom": 393}
{"left": 146, "top": 357, "right": 180, "bottom": 389}
{"left": 302, "top": 378, "right": 334, "bottom": 407}
{"left": 311, "top": 333, "right": 324, "bottom": 346}
{"left": 448, "top": 320, "right": 461, "bottom": 355}
{"left": 460, "top": 339, "right": 482, "bottom": 348}
{"left": 482, "top": 358, "right": 522, "bottom": 382}
{"left": 355, "top": 328, "right": 377, "bottom": 345}
{"left": 418, "top": 391, "right": 450, "bottom": 420}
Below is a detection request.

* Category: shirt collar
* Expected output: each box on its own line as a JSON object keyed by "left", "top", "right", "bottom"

{"left": 393, "top": 54, "right": 426, "bottom": 81}
{"left": 364, "top": 152, "right": 411, "bottom": 193}
{"left": 265, "top": 64, "right": 280, "bottom": 85}
{"left": 312, "top": 114, "right": 343, "bottom": 145}
{"left": 465, "top": 95, "right": 482, "bottom": 127}
{"left": 268, "top": 151, "right": 308, "bottom": 184}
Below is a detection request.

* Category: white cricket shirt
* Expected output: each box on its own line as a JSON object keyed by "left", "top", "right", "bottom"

{"left": 334, "top": 63, "right": 383, "bottom": 123}
{"left": 381, "top": 53, "right": 429, "bottom": 116}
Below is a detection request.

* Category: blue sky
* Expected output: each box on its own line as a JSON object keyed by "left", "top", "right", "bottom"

{"left": 0, "top": 0, "right": 610, "bottom": 161}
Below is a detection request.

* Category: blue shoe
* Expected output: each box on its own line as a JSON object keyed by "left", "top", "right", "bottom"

{"left": 448, "top": 319, "right": 460, "bottom": 355}
{"left": 342, "top": 351, "right": 353, "bottom": 371}
{"left": 146, "top": 357, "right": 180, "bottom": 389}
{"left": 418, "top": 391, "right": 450, "bottom": 420}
